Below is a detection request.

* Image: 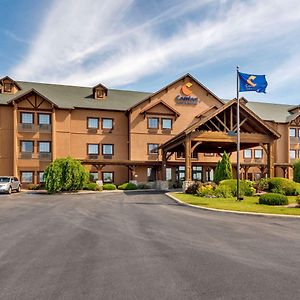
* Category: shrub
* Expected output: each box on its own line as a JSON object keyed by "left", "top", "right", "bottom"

{"left": 103, "top": 183, "right": 117, "bottom": 190}
{"left": 185, "top": 182, "right": 201, "bottom": 194}
{"left": 214, "top": 185, "right": 233, "bottom": 198}
{"left": 83, "top": 182, "right": 102, "bottom": 191}
{"left": 118, "top": 182, "right": 138, "bottom": 190}
{"left": 254, "top": 178, "right": 269, "bottom": 192}
{"left": 267, "top": 177, "right": 300, "bottom": 196}
{"left": 214, "top": 151, "right": 233, "bottom": 184}
{"left": 44, "top": 157, "right": 89, "bottom": 193}
{"left": 27, "top": 184, "right": 40, "bottom": 190}
{"left": 259, "top": 193, "right": 288, "bottom": 206}
{"left": 219, "top": 179, "right": 255, "bottom": 197}
{"left": 293, "top": 159, "right": 300, "bottom": 183}
{"left": 197, "top": 184, "right": 215, "bottom": 197}
{"left": 296, "top": 195, "right": 300, "bottom": 205}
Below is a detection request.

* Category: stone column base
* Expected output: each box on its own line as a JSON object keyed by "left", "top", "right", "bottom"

{"left": 155, "top": 180, "right": 169, "bottom": 190}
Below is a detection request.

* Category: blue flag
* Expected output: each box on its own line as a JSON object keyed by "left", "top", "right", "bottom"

{"left": 239, "top": 72, "right": 268, "bottom": 93}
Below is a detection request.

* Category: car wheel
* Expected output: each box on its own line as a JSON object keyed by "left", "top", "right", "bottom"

{"left": 7, "top": 186, "right": 12, "bottom": 194}
{"left": 17, "top": 185, "right": 21, "bottom": 193}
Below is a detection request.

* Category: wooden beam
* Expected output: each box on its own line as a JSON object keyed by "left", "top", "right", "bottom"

{"left": 209, "top": 119, "right": 222, "bottom": 132}
{"left": 233, "top": 118, "right": 248, "bottom": 131}
{"left": 230, "top": 106, "right": 233, "bottom": 130}
{"left": 215, "top": 115, "right": 230, "bottom": 131}
{"left": 185, "top": 136, "right": 192, "bottom": 181}
{"left": 191, "top": 141, "right": 202, "bottom": 152}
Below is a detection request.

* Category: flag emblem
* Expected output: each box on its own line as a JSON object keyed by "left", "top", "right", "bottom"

{"left": 239, "top": 72, "right": 268, "bottom": 93}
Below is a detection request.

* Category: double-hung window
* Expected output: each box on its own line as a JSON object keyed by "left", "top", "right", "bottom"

{"left": 21, "top": 112, "right": 33, "bottom": 124}
{"left": 87, "top": 118, "right": 99, "bottom": 129}
{"left": 162, "top": 118, "right": 172, "bottom": 130}
{"left": 102, "top": 118, "right": 113, "bottom": 130}
{"left": 244, "top": 149, "right": 252, "bottom": 159}
{"left": 88, "top": 144, "right": 99, "bottom": 155}
{"left": 102, "top": 172, "right": 114, "bottom": 183}
{"left": 102, "top": 144, "right": 113, "bottom": 155}
{"left": 148, "top": 117, "right": 159, "bottom": 129}
{"left": 39, "top": 142, "right": 51, "bottom": 153}
{"left": 148, "top": 144, "right": 159, "bottom": 154}
{"left": 21, "top": 141, "right": 33, "bottom": 152}
{"left": 254, "top": 149, "right": 263, "bottom": 159}
{"left": 38, "top": 114, "right": 51, "bottom": 125}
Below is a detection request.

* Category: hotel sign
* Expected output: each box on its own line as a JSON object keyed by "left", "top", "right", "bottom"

{"left": 176, "top": 82, "right": 199, "bottom": 105}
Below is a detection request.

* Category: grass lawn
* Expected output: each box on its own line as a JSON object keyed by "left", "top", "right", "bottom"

{"left": 172, "top": 193, "right": 300, "bottom": 216}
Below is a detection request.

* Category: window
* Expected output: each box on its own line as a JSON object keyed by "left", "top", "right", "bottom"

{"left": 4, "top": 83, "right": 12, "bottom": 92}
{"left": 192, "top": 166, "right": 202, "bottom": 181}
{"left": 289, "top": 128, "right": 297, "bottom": 137}
{"left": 254, "top": 149, "right": 263, "bottom": 159}
{"left": 166, "top": 168, "right": 172, "bottom": 181}
{"left": 89, "top": 172, "right": 98, "bottom": 182}
{"left": 38, "top": 114, "right": 51, "bottom": 125}
{"left": 148, "top": 117, "right": 159, "bottom": 129}
{"left": 21, "top": 141, "right": 33, "bottom": 152}
{"left": 21, "top": 172, "right": 33, "bottom": 183}
{"left": 39, "top": 142, "right": 51, "bottom": 153}
{"left": 290, "top": 149, "right": 296, "bottom": 159}
{"left": 20, "top": 112, "right": 33, "bottom": 124}
{"left": 162, "top": 118, "right": 172, "bottom": 130}
{"left": 96, "top": 89, "right": 104, "bottom": 99}
{"left": 148, "top": 143, "right": 159, "bottom": 154}
{"left": 102, "top": 144, "right": 113, "bottom": 155}
{"left": 88, "top": 144, "right": 99, "bottom": 155}
{"left": 87, "top": 117, "right": 99, "bottom": 129}
{"left": 102, "top": 118, "right": 113, "bottom": 130}
{"left": 102, "top": 172, "right": 113, "bottom": 183}
{"left": 176, "top": 166, "right": 185, "bottom": 181}
{"left": 244, "top": 149, "right": 252, "bottom": 158}
{"left": 147, "top": 167, "right": 156, "bottom": 181}
{"left": 38, "top": 172, "right": 45, "bottom": 183}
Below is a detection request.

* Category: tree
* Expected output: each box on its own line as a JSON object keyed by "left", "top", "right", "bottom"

{"left": 213, "top": 151, "right": 233, "bottom": 184}
{"left": 293, "top": 159, "right": 300, "bottom": 183}
{"left": 44, "top": 157, "right": 88, "bottom": 193}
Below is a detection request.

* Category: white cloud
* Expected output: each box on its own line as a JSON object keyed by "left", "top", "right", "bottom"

{"left": 11, "top": 0, "right": 300, "bottom": 91}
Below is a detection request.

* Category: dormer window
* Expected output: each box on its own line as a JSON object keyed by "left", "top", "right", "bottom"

{"left": 96, "top": 89, "right": 104, "bottom": 99}
{"left": 4, "top": 83, "right": 12, "bottom": 93}
{"left": 93, "top": 83, "right": 108, "bottom": 100}
{"left": 0, "top": 76, "right": 21, "bottom": 94}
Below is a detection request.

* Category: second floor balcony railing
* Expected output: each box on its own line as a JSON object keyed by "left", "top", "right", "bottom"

{"left": 19, "top": 152, "right": 52, "bottom": 161}
{"left": 18, "top": 123, "right": 52, "bottom": 133}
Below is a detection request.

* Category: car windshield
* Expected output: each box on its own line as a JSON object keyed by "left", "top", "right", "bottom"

{"left": 0, "top": 177, "right": 10, "bottom": 183}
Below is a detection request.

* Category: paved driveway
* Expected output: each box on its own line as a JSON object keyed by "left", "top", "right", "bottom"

{"left": 0, "top": 191, "right": 299, "bottom": 300}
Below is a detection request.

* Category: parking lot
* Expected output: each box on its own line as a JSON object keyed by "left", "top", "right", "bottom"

{"left": 0, "top": 191, "right": 300, "bottom": 300}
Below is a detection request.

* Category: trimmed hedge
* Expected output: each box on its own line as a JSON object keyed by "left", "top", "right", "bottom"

{"left": 219, "top": 179, "right": 255, "bottom": 196}
{"left": 103, "top": 183, "right": 117, "bottom": 190}
{"left": 259, "top": 193, "right": 288, "bottom": 206}
{"left": 267, "top": 177, "right": 300, "bottom": 196}
{"left": 118, "top": 182, "right": 138, "bottom": 190}
{"left": 83, "top": 182, "right": 102, "bottom": 191}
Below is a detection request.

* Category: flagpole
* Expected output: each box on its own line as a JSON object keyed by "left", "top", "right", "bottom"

{"left": 236, "top": 66, "right": 241, "bottom": 201}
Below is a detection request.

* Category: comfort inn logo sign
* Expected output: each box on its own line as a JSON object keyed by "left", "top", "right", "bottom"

{"left": 176, "top": 82, "right": 199, "bottom": 105}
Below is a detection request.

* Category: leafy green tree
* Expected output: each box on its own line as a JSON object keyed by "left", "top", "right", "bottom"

{"left": 214, "top": 151, "right": 233, "bottom": 184}
{"left": 44, "top": 157, "right": 88, "bottom": 193}
{"left": 293, "top": 159, "right": 300, "bottom": 183}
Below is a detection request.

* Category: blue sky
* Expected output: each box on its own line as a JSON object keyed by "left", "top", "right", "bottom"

{"left": 1, "top": 0, "right": 300, "bottom": 105}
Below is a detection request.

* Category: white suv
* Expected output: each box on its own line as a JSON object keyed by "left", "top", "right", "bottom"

{"left": 0, "top": 176, "right": 21, "bottom": 194}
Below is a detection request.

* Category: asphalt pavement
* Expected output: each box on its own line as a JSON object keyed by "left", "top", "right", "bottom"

{"left": 0, "top": 191, "right": 299, "bottom": 300}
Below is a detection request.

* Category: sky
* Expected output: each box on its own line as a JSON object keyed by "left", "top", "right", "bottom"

{"left": 1, "top": 0, "right": 300, "bottom": 105}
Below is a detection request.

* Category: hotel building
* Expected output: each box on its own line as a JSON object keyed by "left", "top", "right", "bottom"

{"left": 0, "top": 74, "right": 299, "bottom": 187}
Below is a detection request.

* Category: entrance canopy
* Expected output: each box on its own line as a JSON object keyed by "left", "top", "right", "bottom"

{"left": 160, "top": 99, "right": 280, "bottom": 181}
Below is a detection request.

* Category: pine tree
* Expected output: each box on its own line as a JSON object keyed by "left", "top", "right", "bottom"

{"left": 293, "top": 159, "right": 300, "bottom": 182}
{"left": 214, "top": 151, "right": 233, "bottom": 184}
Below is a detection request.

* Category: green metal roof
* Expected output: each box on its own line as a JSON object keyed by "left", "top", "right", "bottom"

{"left": 0, "top": 81, "right": 152, "bottom": 111}
{"left": 0, "top": 80, "right": 297, "bottom": 123}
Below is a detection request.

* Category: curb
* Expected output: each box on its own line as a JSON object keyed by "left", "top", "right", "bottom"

{"left": 165, "top": 192, "right": 300, "bottom": 219}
